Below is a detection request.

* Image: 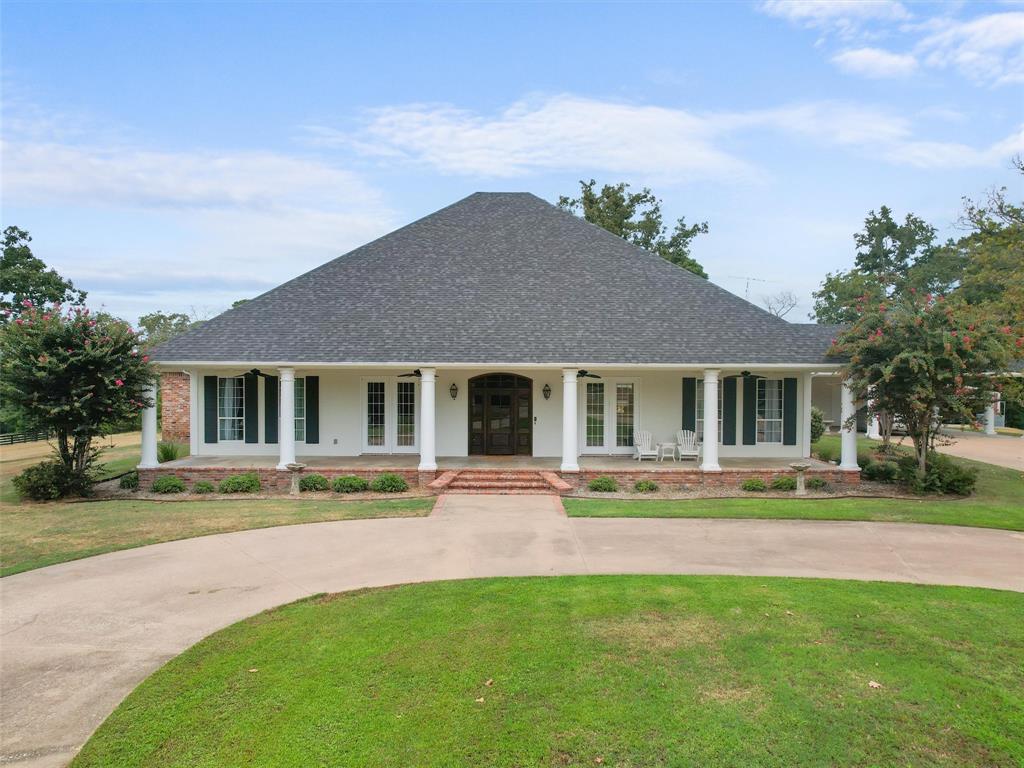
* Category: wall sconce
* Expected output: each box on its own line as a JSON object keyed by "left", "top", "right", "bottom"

{"left": 542, "top": 383, "right": 552, "bottom": 400}
{"left": 449, "top": 382, "right": 459, "bottom": 400}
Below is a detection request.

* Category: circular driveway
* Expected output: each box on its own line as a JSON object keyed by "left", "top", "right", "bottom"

{"left": 2, "top": 494, "right": 1022, "bottom": 767}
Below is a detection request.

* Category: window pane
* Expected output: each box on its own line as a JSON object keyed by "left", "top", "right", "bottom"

{"left": 367, "top": 381, "right": 385, "bottom": 447}
{"left": 218, "top": 377, "right": 244, "bottom": 441}
{"left": 615, "top": 383, "right": 634, "bottom": 447}
{"left": 294, "top": 378, "right": 305, "bottom": 442}
{"left": 397, "top": 381, "right": 415, "bottom": 447}
{"left": 756, "top": 379, "right": 783, "bottom": 444}
{"left": 586, "top": 382, "right": 604, "bottom": 447}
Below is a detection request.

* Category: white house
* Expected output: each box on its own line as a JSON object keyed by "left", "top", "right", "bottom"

{"left": 146, "top": 193, "right": 861, "bottom": 490}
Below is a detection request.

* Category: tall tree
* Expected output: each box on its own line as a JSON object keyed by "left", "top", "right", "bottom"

{"left": 811, "top": 207, "right": 962, "bottom": 324}
{"left": 1, "top": 227, "right": 86, "bottom": 319}
{"left": 761, "top": 290, "right": 799, "bottom": 318}
{"left": 558, "top": 180, "right": 709, "bottom": 278}
{"left": 137, "top": 311, "right": 202, "bottom": 350}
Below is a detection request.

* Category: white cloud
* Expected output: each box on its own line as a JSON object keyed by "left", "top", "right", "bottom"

{"left": 832, "top": 47, "right": 918, "bottom": 77}
{"left": 312, "top": 95, "right": 1013, "bottom": 183}
{"left": 758, "top": 0, "right": 909, "bottom": 37}
{"left": 307, "top": 96, "right": 755, "bottom": 182}
{"left": 916, "top": 11, "right": 1024, "bottom": 85}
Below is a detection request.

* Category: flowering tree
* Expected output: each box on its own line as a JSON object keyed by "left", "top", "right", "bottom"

{"left": 0, "top": 302, "right": 155, "bottom": 491}
{"left": 831, "top": 292, "right": 1021, "bottom": 478}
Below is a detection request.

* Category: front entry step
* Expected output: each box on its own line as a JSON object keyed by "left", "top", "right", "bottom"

{"left": 446, "top": 469, "right": 559, "bottom": 495}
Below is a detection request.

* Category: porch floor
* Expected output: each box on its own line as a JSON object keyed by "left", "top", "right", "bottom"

{"left": 162, "top": 455, "right": 833, "bottom": 471}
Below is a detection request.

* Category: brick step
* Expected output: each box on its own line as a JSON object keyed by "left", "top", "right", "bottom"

{"left": 444, "top": 488, "right": 556, "bottom": 495}
{"left": 448, "top": 479, "right": 551, "bottom": 490}
{"left": 455, "top": 470, "right": 546, "bottom": 479}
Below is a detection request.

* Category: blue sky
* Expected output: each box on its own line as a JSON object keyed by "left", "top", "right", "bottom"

{"left": 3, "top": 0, "right": 1022, "bottom": 323}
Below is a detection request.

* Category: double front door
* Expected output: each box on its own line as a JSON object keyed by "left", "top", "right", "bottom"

{"left": 580, "top": 380, "right": 638, "bottom": 454}
{"left": 469, "top": 374, "right": 532, "bottom": 455}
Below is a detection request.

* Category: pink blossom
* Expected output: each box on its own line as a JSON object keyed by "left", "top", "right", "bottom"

{"left": 142, "top": 355, "right": 149, "bottom": 362}
{"left": 115, "top": 379, "right": 124, "bottom": 387}
{"left": 14, "top": 319, "right": 23, "bottom": 325}
{"left": 20, "top": 299, "right": 32, "bottom": 307}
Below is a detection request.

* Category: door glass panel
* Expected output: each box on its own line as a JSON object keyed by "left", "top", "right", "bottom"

{"left": 586, "top": 382, "right": 604, "bottom": 447}
{"left": 616, "top": 383, "right": 635, "bottom": 447}
{"left": 367, "top": 381, "right": 385, "bottom": 447}
{"left": 396, "top": 381, "right": 415, "bottom": 447}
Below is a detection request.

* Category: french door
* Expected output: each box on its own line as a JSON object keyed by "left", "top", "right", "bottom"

{"left": 579, "top": 379, "right": 638, "bottom": 454}
{"left": 362, "top": 378, "right": 419, "bottom": 453}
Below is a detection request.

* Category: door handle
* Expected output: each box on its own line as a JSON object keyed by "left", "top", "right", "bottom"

{"left": 533, "top": 416, "right": 537, "bottom": 424}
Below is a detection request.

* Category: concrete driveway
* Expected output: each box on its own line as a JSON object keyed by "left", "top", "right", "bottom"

{"left": 2, "top": 494, "right": 1023, "bottom": 767}
{"left": 935, "top": 429, "right": 1024, "bottom": 471}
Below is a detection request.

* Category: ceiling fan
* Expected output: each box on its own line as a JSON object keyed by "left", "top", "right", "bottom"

{"left": 576, "top": 370, "right": 602, "bottom": 379}
{"left": 398, "top": 369, "right": 422, "bottom": 378}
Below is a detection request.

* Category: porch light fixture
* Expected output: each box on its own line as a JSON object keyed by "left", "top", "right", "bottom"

{"left": 449, "top": 382, "right": 459, "bottom": 400}
{"left": 542, "top": 384, "right": 552, "bottom": 400}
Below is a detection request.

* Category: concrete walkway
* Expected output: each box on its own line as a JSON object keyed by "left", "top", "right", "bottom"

{"left": 2, "top": 494, "right": 1022, "bottom": 767}
{"left": 935, "top": 429, "right": 1024, "bottom": 471}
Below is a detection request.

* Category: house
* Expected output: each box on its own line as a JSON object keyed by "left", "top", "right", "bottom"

{"left": 145, "top": 192, "right": 861, "bottom": 491}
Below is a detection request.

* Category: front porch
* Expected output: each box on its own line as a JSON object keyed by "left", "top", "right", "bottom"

{"left": 142, "top": 453, "right": 852, "bottom": 495}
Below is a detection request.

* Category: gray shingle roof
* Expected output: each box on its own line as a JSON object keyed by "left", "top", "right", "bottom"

{"left": 152, "top": 192, "right": 840, "bottom": 366}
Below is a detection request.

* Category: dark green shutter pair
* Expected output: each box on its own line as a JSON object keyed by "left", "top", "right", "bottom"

{"left": 742, "top": 376, "right": 798, "bottom": 445}
{"left": 686, "top": 375, "right": 796, "bottom": 446}
{"left": 203, "top": 374, "right": 319, "bottom": 445}
{"left": 682, "top": 376, "right": 736, "bottom": 445}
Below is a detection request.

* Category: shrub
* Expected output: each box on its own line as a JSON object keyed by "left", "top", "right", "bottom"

{"left": 810, "top": 406, "right": 826, "bottom": 443}
{"left": 333, "top": 475, "right": 369, "bottom": 494}
{"left": 814, "top": 442, "right": 838, "bottom": 463}
{"left": 862, "top": 460, "right": 899, "bottom": 483}
{"left": 151, "top": 475, "right": 186, "bottom": 494}
{"left": 741, "top": 477, "right": 767, "bottom": 492}
{"left": 770, "top": 476, "right": 797, "bottom": 491}
{"left": 299, "top": 473, "right": 329, "bottom": 492}
{"left": 13, "top": 460, "right": 94, "bottom": 500}
{"left": 806, "top": 477, "right": 830, "bottom": 491}
{"left": 898, "top": 453, "right": 977, "bottom": 496}
{"left": 157, "top": 442, "right": 186, "bottom": 463}
{"left": 218, "top": 472, "right": 261, "bottom": 494}
{"left": 634, "top": 479, "right": 659, "bottom": 493}
{"left": 119, "top": 470, "right": 139, "bottom": 490}
{"left": 192, "top": 480, "right": 215, "bottom": 494}
{"left": 588, "top": 476, "right": 618, "bottom": 492}
{"left": 370, "top": 473, "right": 409, "bottom": 493}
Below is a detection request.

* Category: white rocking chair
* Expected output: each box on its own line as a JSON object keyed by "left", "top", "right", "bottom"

{"left": 676, "top": 429, "right": 701, "bottom": 462}
{"left": 634, "top": 429, "right": 659, "bottom": 461}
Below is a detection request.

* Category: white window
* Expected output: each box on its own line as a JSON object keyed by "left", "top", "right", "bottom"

{"left": 363, "top": 378, "right": 418, "bottom": 453}
{"left": 217, "top": 376, "right": 245, "bottom": 441}
{"left": 615, "top": 383, "right": 635, "bottom": 447}
{"left": 294, "top": 377, "right": 306, "bottom": 442}
{"left": 585, "top": 382, "right": 604, "bottom": 448}
{"left": 757, "top": 379, "right": 783, "bottom": 444}
{"left": 367, "top": 381, "right": 386, "bottom": 448}
{"left": 695, "top": 379, "right": 723, "bottom": 442}
{"left": 396, "top": 380, "right": 416, "bottom": 447}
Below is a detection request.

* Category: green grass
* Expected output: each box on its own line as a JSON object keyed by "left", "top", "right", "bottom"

{"left": 567, "top": 436, "right": 1024, "bottom": 531}
{"left": 72, "top": 576, "right": 1024, "bottom": 768}
{"left": 0, "top": 497, "right": 433, "bottom": 577}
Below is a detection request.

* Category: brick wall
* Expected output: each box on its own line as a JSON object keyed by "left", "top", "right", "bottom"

{"left": 563, "top": 467, "right": 859, "bottom": 490}
{"left": 138, "top": 466, "right": 435, "bottom": 493}
{"left": 161, "top": 372, "right": 190, "bottom": 444}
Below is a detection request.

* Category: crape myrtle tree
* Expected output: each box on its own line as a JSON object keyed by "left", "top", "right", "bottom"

{"left": 832, "top": 290, "right": 1020, "bottom": 479}
{"left": 0, "top": 302, "right": 156, "bottom": 496}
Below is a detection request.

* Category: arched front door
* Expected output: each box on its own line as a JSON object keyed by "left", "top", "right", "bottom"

{"left": 468, "top": 374, "right": 532, "bottom": 455}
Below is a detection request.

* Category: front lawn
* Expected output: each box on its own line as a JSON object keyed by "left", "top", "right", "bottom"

{"left": 72, "top": 576, "right": 1024, "bottom": 768}
{"left": 0, "top": 497, "right": 434, "bottom": 577}
{"left": 567, "top": 436, "right": 1024, "bottom": 531}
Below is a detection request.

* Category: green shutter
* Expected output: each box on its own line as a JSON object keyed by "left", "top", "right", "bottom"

{"left": 722, "top": 377, "right": 737, "bottom": 445}
{"left": 305, "top": 376, "right": 319, "bottom": 444}
{"left": 742, "top": 376, "right": 757, "bottom": 445}
{"left": 681, "top": 378, "right": 696, "bottom": 431}
{"left": 264, "top": 375, "right": 278, "bottom": 444}
{"left": 204, "top": 376, "right": 218, "bottom": 443}
{"left": 244, "top": 373, "right": 259, "bottom": 443}
{"left": 783, "top": 377, "right": 797, "bottom": 446}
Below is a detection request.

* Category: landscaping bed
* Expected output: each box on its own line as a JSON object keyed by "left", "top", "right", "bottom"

{"left": 71, "top": 576, "right": 1024, "bottom": 768}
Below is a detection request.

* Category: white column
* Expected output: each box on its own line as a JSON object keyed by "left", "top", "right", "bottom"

{"left": 801, "top": 372, "right": 813, "bottom": 458}
{"left": 139, "top": 380, "right": 159, "bottom": 469}
{"left": 700, "top": 369, "right": 721, "bottom": 472}
{"left": 984, "top": 402, "right": 997, "bottom": 436}
{"left": 866, "top": 386, "right": 882, "bottom": 440}
{"left": 839, "top": 379, "right": 859, "bottom": 471}
{"left": 418, "top": 368, "right": 437, "bottom": 471}
{"left": 188, "top": 370, "right": 199, "bottom": 456}
{"left": 561, "top": 369, "right": 579, "bottom": 472}
{"left": 277, "top": 368, "right": 296, "bottom": 470}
